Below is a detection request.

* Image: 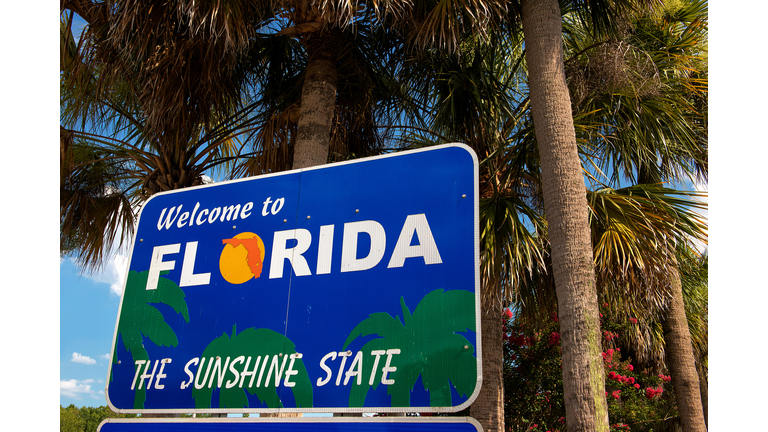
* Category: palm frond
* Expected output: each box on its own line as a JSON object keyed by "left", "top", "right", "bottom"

{"left": 589, "top": 184, "right": 707, "bottom": 280}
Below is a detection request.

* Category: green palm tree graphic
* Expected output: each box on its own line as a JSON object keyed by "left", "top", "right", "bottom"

{"left": 342, "top": 289, "right": 477, "bottom": 408}
{"left": 191, "top": 327, "right": 313, "bottom": 409}
{"left": 112, "top": 270, "right": 190, "bottom": 409}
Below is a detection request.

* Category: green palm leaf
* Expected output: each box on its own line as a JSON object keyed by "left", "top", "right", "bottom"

{"left": 343, "top": 289, "right": 476, "bottom": 408}
{"left": 191, "top": 327, "right": 313, "bottom": 409}
{"left": 589, "top": 184, "right": 707, "bottom": 280}
{"left": 117, "top": 270, "right": 189, "bottom": 350}
{"left": 113, "top": 270, "right": 189, "bottom": 408}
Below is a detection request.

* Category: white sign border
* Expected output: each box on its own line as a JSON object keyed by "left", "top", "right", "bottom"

{"left": 105, "top": 143, "right": 482, "bottom": 415}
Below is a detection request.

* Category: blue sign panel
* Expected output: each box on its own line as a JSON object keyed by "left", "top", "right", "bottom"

{"left": 98, "top": 417, "right": 482, "bottom": 432}
{"left": 106, "top": 144, "right": 480, "bottom": 414}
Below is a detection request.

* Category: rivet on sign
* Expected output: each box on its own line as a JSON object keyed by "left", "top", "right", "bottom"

{"left": 347, "top": 350, "right": 352, "bottom": 356}
{"left": 464, "top": 345, "right": 469, "bottom": 350}
{"left": 279, "top": 353, "right": 283, "bottom": 357}
{"left": 140, "top": 239, "right": 143, "bottom": 242}
{"left": 462, "top": 194, "right": 466, "bottom": 198}
{"left": 118, "top": 360, "right": 121, "bottom": 364}
{"left": 284, "top": 219, "right": 288, "bottom": 223}
{"left": 307, "top": 215, "right": 311, "bottom": 219}
{"left": 233, "top": 226, "right": 236, "bottom": 229}
{"left": 355, "top": 209, "right": 359, "bottom": 213}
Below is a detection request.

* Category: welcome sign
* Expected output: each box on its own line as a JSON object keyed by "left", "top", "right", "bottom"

{"left": 105, "top": 144, "right": 481, "bottom": 414}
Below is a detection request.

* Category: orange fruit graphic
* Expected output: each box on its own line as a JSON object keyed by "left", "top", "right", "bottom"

{"left": 219, "top": 232, "right": 266, "bottom": 284}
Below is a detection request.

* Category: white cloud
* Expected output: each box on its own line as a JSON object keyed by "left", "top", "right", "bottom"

{"left": 694, "top": 180, "right": 709, "bottom": 219}
{"left": 692, "top": 180, "right": 708, "bottom": 254}
{"left": 107, "top": 253, "right": 130, "bottom": 295}
{"left": 99, "top": 353, "right": 111, "bottom": 361}
{"left": 71, "top": 352, "right": 97, "bottom": 365}
{"left": 68, "top": 243, "right": 130, "bottom": 296}
{"left": 60, "top": 379, "right": 96, "bottom": 399}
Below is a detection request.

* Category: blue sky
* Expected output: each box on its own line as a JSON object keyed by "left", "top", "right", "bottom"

{"left": 60, "top": 257, "right": 126, "bottom": 407}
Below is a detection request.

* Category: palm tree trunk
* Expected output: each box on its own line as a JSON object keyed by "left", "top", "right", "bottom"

{"left": 292, "top": 29, "right": 342, "bottom": 170}
{"left": 698, "top": 362, "right": 708, "bottom": 427}
{"left": 286, "top": 26, "right": 342, "bottom": 420}
{"left": 520, "top": 1, "right": 609, "bottom": 431}
{"left": 471, "top": 284, "right": 504, "bottom": 432}
{"left": 662, "top": 262, "right": 707, "bottom": 432}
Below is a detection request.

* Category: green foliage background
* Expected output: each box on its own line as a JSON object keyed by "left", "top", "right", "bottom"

{"left": 60, "top": 405, "right": 137, "bottom": 432}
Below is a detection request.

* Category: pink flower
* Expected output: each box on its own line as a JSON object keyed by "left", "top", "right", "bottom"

{"left": 503, "top": 308, "right": 513, "bottom": 319}
{"left": 612, "top": 390, "right": 621, "bottom": 399}
{"left": 548, "top": 331, "right": 560, "bottom": 346}
{"left": 634, "top": 383, "right": 641, "bottom": 389}
{"left": 629, "top": 317, "right": 638, "bottom": 324}
{"left": 645, "top": 386, "right": 664, "bottom": 399}
{"left": 627, "top": 364, "right": 634, "bottom": 371}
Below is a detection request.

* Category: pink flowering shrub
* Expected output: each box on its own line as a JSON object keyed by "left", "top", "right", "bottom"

{"left": 503, "top": 309, "right": 678, "bottom": 432}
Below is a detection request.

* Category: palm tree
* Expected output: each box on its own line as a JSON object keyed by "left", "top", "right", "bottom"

{"left": 659, "top": 258, "right": 707, "bottom": 431}
{"left": 564, "top": 2, "right": 708, "bottom": 429}
{"left": 191, "top": 326, "right": 313, "bottom": 410}
{"left": 676, "top": 245, "right": 708, "bottom": 426}
{"left": 342, "top": 289, "right": 478, "bottom": 408}
{"left": 111, "top": 270, "right": 190, "bottom": 409}
{"left": 518, "top": 1, "right": 614, "bottom": 428}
